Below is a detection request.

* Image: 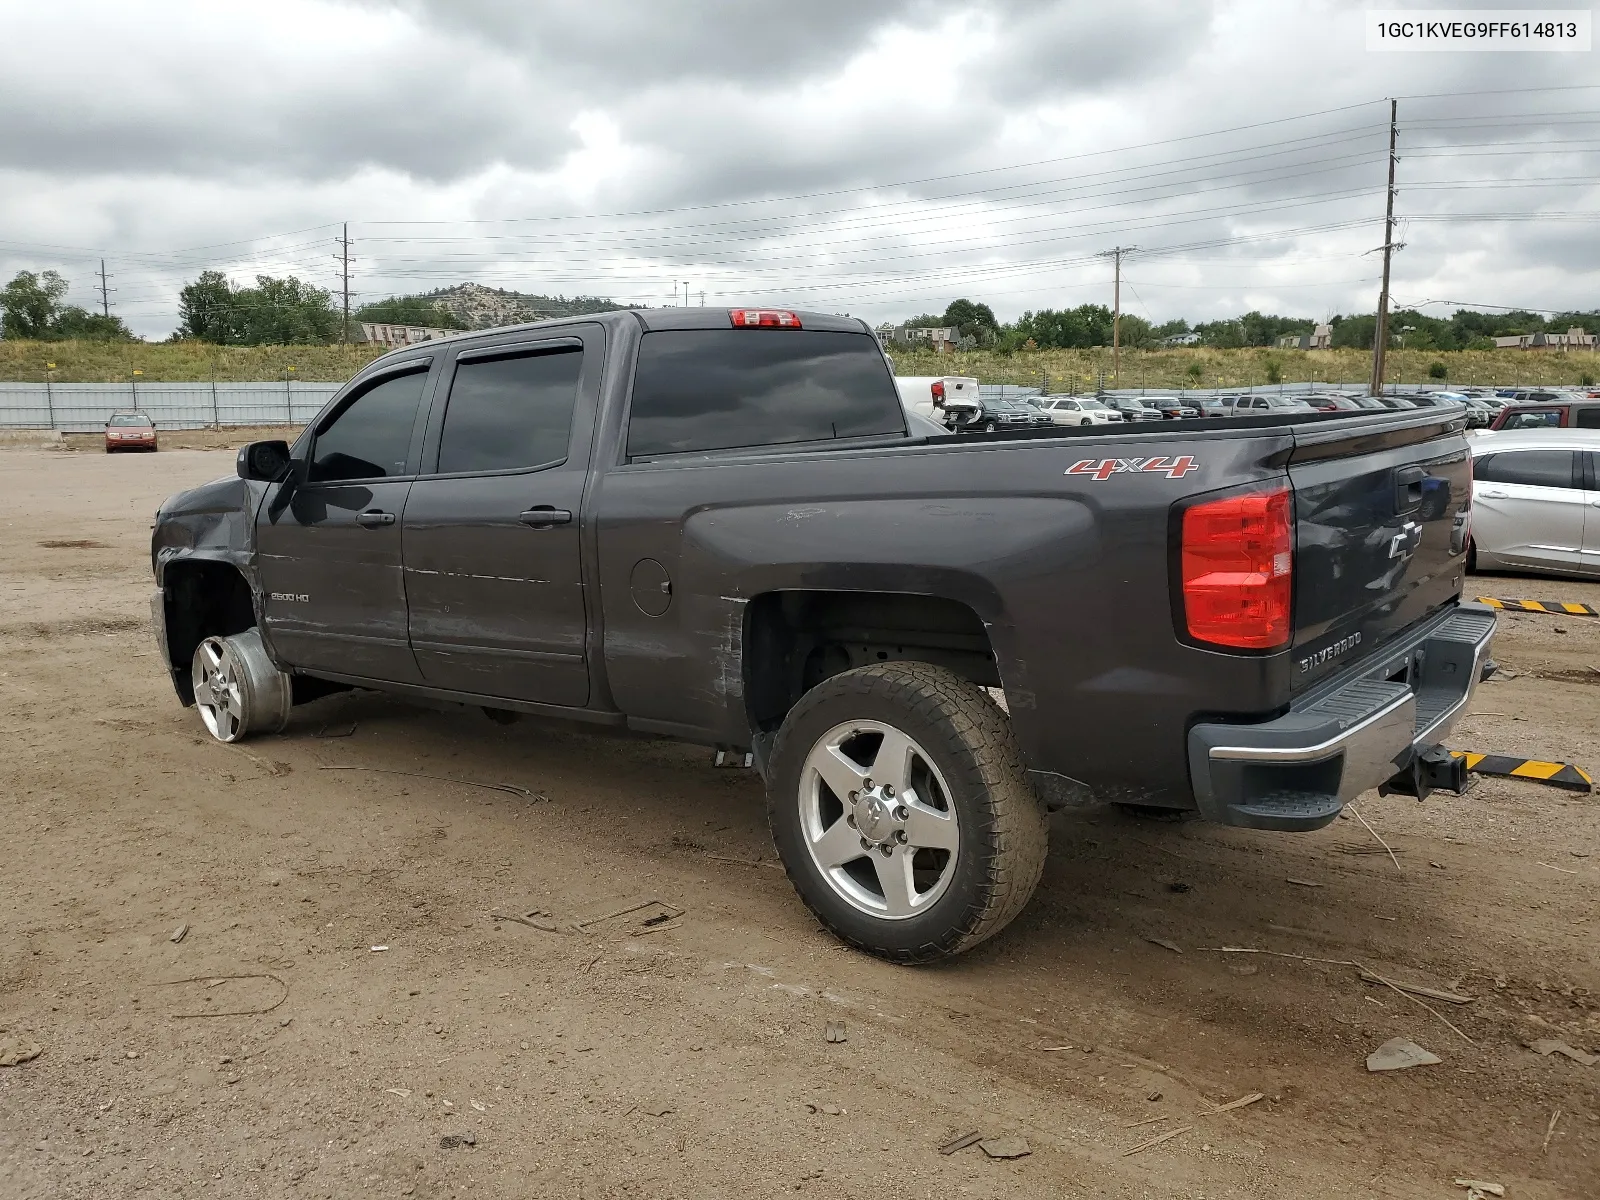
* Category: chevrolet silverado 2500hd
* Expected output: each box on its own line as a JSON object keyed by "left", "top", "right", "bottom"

{"left": 151, "top": 307, "right": 1493, "bottom": 961}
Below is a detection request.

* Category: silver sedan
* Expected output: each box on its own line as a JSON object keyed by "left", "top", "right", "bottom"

{"left": 1468, "top": 429, "right": 1600, "bottom": 578}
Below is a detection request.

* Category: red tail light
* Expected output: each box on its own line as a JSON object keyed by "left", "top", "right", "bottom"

{"left": 729, "top": 309, "right": 801, "bottom": 328}
{"left": 931, "top": 380, "right": 946, "bottom": 405}
{"left": 1181, "top": 486, "right": 1292, "bottom": 650}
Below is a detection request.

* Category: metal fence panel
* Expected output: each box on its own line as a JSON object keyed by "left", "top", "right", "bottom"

{"left": 0, "top": 381, "right": 342, "bottom": 432}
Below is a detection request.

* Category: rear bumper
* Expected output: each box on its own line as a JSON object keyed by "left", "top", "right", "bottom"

{"left": 1187, "top": 602, "right": 1497, "bottom": 831}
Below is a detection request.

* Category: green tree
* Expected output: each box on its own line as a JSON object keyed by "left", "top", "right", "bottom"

{"left": 51, "top": 306, "right": 133, "bottom": 341}
{"left": 2, "top": 270, "right": 68, "bottom": 339}
{"left": 1265, "top": 357, "right": 1283, "bottom": 385}
{"left": 1194, "top": 319, "right": 1244, "bottom": 349}
{"left": 174, "top": 271, "right": 339, "bottom": 344}
{"left": 1428, "top": 361, "right": 1448, "bottom": 380}
{"left": 235, "top": 275, "right": 339, "bottom": 344}
{"left": 354, "top": 296, "right": 467, "bottom": 329}
{"left": 177, "top": 270, "right": 237, "bottom": 342}
{"left": 942, "top": 298, "right": 999, "bottom": 343}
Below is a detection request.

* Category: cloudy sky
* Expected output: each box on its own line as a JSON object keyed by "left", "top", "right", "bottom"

{"left": 1, "top": 0, "right": 1596, "bottom": 338}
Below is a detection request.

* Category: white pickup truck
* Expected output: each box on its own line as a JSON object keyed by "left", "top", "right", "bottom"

{"left": 894, "top": 376, "right": 981, "bottom": 427}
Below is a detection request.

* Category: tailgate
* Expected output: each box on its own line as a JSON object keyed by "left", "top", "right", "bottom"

{"left": 1287, "top": 411, "right": 1471, "bottom": 694}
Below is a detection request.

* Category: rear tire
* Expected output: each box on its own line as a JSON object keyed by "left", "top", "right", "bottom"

{"left": 982, "top": 421, "right": 996, "bottom": 433}
{"left": 766, "top": 662, "right": 1048, "bottom": 963}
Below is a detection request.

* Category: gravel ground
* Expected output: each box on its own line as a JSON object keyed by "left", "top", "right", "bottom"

{"left": 1, "top": 447, "right": 1596, "bottom": 1199}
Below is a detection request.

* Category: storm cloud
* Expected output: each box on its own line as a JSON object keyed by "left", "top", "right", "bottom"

{"left": 0, "top": 0, "right": 1594, "bottom": 338}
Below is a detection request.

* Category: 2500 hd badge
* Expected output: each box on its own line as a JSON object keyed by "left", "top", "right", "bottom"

{"left": 1299, "top": 631, "right": 1361, "bottom": 673}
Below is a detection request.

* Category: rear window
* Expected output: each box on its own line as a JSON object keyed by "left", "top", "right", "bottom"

{"left": 1575, "top": 407, "right": 1600, "bottom": 429}
{"left": 626, "top": 330, "right": 906, "bottom": 457}
{"left": 108, "top": 413, "right": 152, "bottom": 427}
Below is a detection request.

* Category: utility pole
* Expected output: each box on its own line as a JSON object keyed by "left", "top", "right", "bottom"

{"left": 1097, "top": 246, "right": 1135, "bottom": 383}
{"left": 1369, "top": 98, "right": 1400, "bottom": 397}
{"left": 339, "top": 223, "right": 351, "bottom": 344}
{"left": 96, "top": 259, "right": 113, "bottom": 317}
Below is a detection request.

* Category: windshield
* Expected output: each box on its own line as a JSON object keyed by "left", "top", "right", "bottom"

{"left": 1079, "top": 399, "right": 1108, "bottom": 410}
{"left": 108, "top": 413, "right": 153, "bottom": 427}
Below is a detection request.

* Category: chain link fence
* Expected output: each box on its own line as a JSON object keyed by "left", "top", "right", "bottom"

{"left": 0, "top": 381, "right": 341, "bottom": 432}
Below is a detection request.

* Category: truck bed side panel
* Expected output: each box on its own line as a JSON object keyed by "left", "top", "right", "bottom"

{"left": 595, "top": 428, "right": 1296, "bottom": 806}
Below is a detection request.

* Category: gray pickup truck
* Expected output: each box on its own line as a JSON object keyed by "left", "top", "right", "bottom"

{"left": 151, "top": 307, "right": 1494, "bottom": 961}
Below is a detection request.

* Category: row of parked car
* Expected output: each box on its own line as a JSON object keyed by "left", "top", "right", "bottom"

{"left": 895, "top": 375, "right": 1600, "bottom": 434}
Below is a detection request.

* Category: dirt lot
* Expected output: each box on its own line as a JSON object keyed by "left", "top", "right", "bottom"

{"left": 1, "top": 447, "right": 1597, "bottom": 1200}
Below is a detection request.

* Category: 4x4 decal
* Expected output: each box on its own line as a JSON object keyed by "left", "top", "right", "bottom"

{"left": 1065, "top": 455, "right": 1200, "bottom": 481}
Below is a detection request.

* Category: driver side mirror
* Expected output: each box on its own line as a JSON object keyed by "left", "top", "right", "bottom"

{"left": 237, "top": 439, "right": 293, "bottom": 482}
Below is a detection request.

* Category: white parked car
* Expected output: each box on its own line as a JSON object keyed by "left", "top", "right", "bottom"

{"left": 1035, "top": 396, "right": 1122, "bottom": 425}
{"left": 1469, "top": 429, "right": 1600, "bottom": 578}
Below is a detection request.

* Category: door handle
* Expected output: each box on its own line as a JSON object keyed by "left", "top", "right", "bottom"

{"left": 356, "top": 509, "right": 395, "bottom": 528}
{"left": 519, "top": 507, "right": 573, "bottom": 527}
{"left": 1479, "top": 490, "right": 1507, "bottom": 499}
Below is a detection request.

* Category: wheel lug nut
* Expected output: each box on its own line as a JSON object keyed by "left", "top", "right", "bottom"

{"left": 860, "top": 837, "right": 872, "bottom": 851}
{"left": 894, "top": 806, "right": 908, "bottom": 821}
{"left": 895, "top": 830, "right": 908, "bottom": 844}
{"left": 879, "top": 845, "right": 894, "bottom": 857}
{"left": 861, "top": 778, "right": 872, "bottom": 790}
{"left": 884, "top": 786, "right": 895, "bottom": 797}
{"left": 845, "top": 814, "right": 856, "bottom": 828}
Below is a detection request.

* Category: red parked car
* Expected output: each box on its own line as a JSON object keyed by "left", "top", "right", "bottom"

{"left": 105, "top": 411, "right": 158, "bottom": 452}
{"left": 1489, "top": 399, "right": 1600, "bottom": 431}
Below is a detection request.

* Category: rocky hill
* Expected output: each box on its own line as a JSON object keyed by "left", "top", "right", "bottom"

{"left": 421, "top": 283, "right": 626, "bottom": 329}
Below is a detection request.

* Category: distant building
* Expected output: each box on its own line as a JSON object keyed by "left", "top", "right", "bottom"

{"left": 875, "top": 324, "right": 961, "bottom": 351}
{"left": 1491, "top": 326, "right": 1597, "bottom": 351}
{"left": 1276, "top": 323, "right": 1333, "bottom": 351}
{"left": 357, "top": 322, "right": 460, "bottom": 348}
{"left": 1162, "top": 331, "right": 1201, "bottom": 347}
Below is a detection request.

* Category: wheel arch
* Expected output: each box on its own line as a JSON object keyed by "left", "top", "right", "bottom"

{"left": 157, "top": 557, "right": 259, "bottom": 705}
{"left": 742, "top": 589, "right": 1003, "bottom": 758}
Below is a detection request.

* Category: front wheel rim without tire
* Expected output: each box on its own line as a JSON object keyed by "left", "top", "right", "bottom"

{"left": 192, "top": 636, "right": 247, "bottom": 742}
{"left": 799, "top": 720, "right": 959, "bottom": 919}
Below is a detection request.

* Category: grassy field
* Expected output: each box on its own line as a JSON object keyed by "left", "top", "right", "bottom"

{"left": 890, "top": 345, "right": 1600, "bottom": 391}
{"left": 2, "top": 339, "right": 1597, "bottom": 390}
{"left": 0, "top": 340, "right": 386, "bottom": 383}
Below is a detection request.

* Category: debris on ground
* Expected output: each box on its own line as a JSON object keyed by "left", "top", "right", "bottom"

{"left": 1285, "top": 878, "right": 1322, "bottom": 887}
{"left": 1147, "top": 1090, "right": 1163, "bottom": 1102}
{"left": 318, "top": 765, "right": 538, "bottom": 799}
{"left": 168, "top": 923, "right": 188, "bottom": 944}
{"left": 438, "top": 1132, "right": 476, "bottom": 1149}
{"left": 805, "top": 1102, "right": 844, "bottom": 1116}
{"left": 1453, "top": 1180, "right": 1505, "bottom": 1199}
{"left": 385, "top": 1087, "right": 410, "bottom": 1098}
{"left": 979, "top": 1136, "right": 1031, "bottom": 1159}
{"left": 1199, "top": 1092, "right": 1263, "bottom": 1115}
{"left": 1145, "top": 937, "right": 1182, "bottom": 953}
{"left": 1527, "top": 1039, "right": 1599, "bottom": 1066}
{"left": 492, "top": 908, "right": 565, "bottom": 933}
{"left": 1167, "top": 882, "right": 1191, "bottom": 894}
{"left": 825, "top": 1021, "right": 848, "bottom": 1044}
{"left": 938, "top": 1130, "right": 983, "bottom": 1155}
{"left": 644, "top": 1103, "right": 673, "bottom": 1117}
{"left": 1357, "top": 971, "right": 1475, "bottom": 1005}
{"left": 1366, "top": 1037, "right": 1442, "bottom": 1072}
{"left": 574, "top": 897, "right": 683, "bottom": 933}
{"left": 370, "top": 945, "right": 388, "bottom": 952}
{"left": 1543, "top": 1108, "right": 1562, "bottom": 1154}
{"left": 312, "top": 722, "right": 357, "bottom": 738}
{"left": 1122, "top": 1125, "right": 1191, "bottom": 1156}
{"left": 0, "top": 1038, "right": 42, "bottom": 1067}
